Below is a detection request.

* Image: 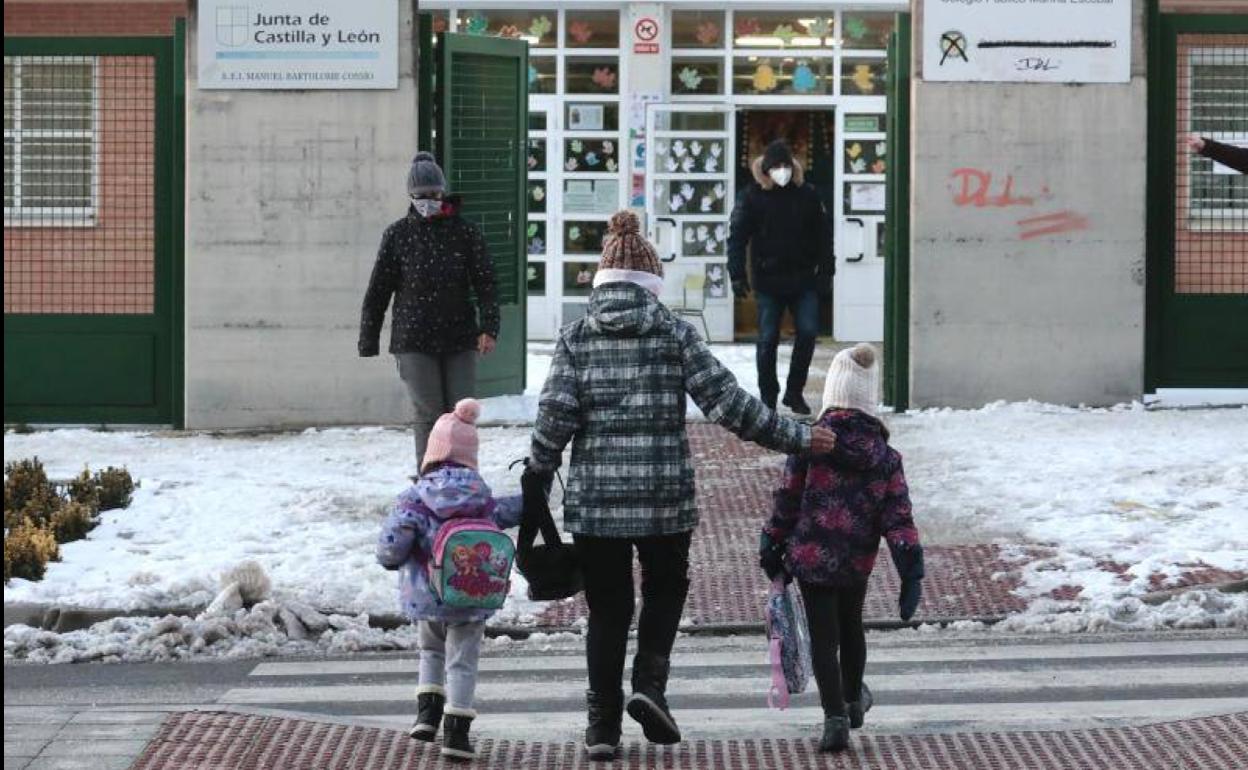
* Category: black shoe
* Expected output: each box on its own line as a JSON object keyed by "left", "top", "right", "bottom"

{"left": 782, "top": 391, "right": 812, "bottom": 415}
{"left": 440, "top": 710, "right": 476, "bottom": 761}
{"left": 626, "top": 653, "right": 681, "bottom": 745}
{"left": 846, "top": 682, "right": 873, "bottom": 729}
{"left": 584, "top": 689, "right": 624, "bottom": 761}
{"left": 408, "top": 690, "right": 445, "bottom": 742}
{"left": 819, "top": 715, "right": 850, "bottom": 753}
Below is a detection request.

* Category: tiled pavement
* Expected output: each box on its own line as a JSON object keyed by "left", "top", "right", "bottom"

{"left": 4, "top": 708, "right": 164, "bottom": 770}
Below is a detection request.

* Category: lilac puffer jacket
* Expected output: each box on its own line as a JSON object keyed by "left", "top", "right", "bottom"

{"left": 376, "top": 464, "right": 522, "bottom": 623}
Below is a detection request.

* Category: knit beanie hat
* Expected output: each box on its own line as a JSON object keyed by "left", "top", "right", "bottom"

{"left": 421, "top": 398, "right": 481, "bottom": 472}
{"left": 761, "top": 140, "right": 795, "bottom": 172}
{"left": 407, "top": 151, "right": 447, "bottom": 198}
{"left": 821, "top": 343, "right": 880, "bottom": 415}
{"left": 598, "top": 210, "right": 663, "bottom": 277}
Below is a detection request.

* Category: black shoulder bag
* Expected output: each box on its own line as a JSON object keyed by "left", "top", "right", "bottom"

{"left": 515, "top": 464, "right": 583, "bottom": 601}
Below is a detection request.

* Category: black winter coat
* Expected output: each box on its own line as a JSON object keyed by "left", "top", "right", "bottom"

{"left": 359, "top": 199, "right": 501, "bottom": 357}
{"left": 727, "top": 157, "right": 834, "bottom": 297}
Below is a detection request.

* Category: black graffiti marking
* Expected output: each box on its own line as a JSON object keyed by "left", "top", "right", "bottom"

{"left": 979, "top": 40, "right": 1116, "bottom": 49}
{"left": 939, "top": 31, "right": 969, "bottom": 66}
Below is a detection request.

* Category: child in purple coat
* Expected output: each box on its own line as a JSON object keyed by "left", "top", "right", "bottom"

{"left": 759, "top": 344, "right": 924, "bottom": 753}
{"left": 377, "top": 399, "right": 522, "bottom": 762}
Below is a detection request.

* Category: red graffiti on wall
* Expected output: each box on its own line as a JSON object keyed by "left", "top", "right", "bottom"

{"left": 1016, "top": 211, "right": 1090, "bottom": 240}
{"left": 951, "top": 168, "right": 1036, "bottom": 208}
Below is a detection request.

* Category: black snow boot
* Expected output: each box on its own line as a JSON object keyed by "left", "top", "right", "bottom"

{"left": 846, "top": 682, "right": 873, "bottom": 729}
{"left": 440, "top": 709, "right": 476, "bottom": 761}
{"left": 584, "top": 689, "right": 624, "bottom": 761}
{"left": 762, "top": 391, "right": 778, "bottom": 411}
{"left": 408, "top": 689, "right": 445, "bottom": 742}
{"left": 626, "top": 653, "right": 681, "bottom": 745}
{"left": 819, "top": 715, "right": 850, "bottom": 753}
{"left": 782, "top": 390, "right": 812, "bottom": 415}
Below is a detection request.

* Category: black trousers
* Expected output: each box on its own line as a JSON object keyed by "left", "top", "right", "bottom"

{"left": 798, "top": 581, "right": 869, "bottom": 717}
{"left": 573, "top": 532, "right": 693, "bottom": 696}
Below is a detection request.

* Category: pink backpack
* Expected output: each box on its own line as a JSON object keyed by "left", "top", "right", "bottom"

{"left": 427, "top": 519, "right": 515, "bottom": 610}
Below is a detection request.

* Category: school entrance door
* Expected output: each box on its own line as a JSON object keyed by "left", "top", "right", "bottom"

{"left": 4, "top": 33, "right": 185, "bottom": 425}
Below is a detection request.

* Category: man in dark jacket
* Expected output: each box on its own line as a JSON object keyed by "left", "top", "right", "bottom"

{"left": 359, "top": 152, "right": 500, "bottom": 465}
{"left": 728, "top": 140, "right": 834, "bottom": 415}
{"left": 1189, "top": 135, "right": 1248, "bottom": 174}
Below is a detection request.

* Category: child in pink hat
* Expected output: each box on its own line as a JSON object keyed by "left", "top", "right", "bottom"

{"left": 377, "top": 398, "right": 522, "bottom": 761}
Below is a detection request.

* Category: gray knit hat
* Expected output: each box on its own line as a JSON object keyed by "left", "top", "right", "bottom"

{"left": 407, "top": 151, "right": 447, "bottom": 197}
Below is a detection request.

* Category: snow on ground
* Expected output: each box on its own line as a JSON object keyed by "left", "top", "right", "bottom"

{"left": 4, "top": 345, "right": 1247, "bottom": 662}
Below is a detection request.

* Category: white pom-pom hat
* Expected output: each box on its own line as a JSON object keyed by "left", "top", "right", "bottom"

{"left": 821, "top": 344, "right": 880, "bottom": 416}
{"left": 421, "top": 398, "right": 482, "bottom": 471}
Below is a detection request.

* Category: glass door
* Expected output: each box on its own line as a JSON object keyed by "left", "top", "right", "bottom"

{"left": 645, "top": 104, "right": 735, "bottom": 341}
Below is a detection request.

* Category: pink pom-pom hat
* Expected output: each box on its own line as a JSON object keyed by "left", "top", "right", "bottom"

{"left": 421, "top": 398, "right": 482, "bottom": 472}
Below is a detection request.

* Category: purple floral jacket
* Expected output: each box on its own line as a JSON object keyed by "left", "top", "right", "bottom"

{"left": 763, "top": 409, "right": 923, "bottom": 587}
{"left": 376, "top": 464, "right": 522, "bottom": 623}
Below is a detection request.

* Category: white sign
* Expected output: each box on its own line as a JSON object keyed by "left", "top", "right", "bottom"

{"left": 923, "top": 0, "right": 1131, "bottom": 84}
{"left": 198, "top": 1, "right": 397, "bottom": 90}
{"left": 850, "top": 183, "right": 886, "bottom": 213}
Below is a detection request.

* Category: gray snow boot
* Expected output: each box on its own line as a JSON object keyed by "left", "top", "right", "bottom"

{"left": 819, "top": 715, "right": 850, "bottom": 753}
{"left": 846, "top": 682, "right": 873, "bottom": 729}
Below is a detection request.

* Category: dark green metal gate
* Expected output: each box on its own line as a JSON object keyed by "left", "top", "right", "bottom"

{"left": 435, "top": 31, "right": 528, "bottom": 398}
{"left": 1146, "top": 13, "right": 1248, "bottom": 390}
{"left": 4, "top": 30, "right": 184, "bottom": 425}
{"left": 883, "top": 14, "right": 911, "bottom": 411}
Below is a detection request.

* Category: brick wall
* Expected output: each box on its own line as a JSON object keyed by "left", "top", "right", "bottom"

{"left": 4, "top": 1, "right": 187, "bottom": 37}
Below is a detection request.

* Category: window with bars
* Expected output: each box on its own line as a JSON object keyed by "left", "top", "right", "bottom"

{"left": 3, "top": 56, "right": 98, "bottom": 224}
{"left": 1188, "top": 48, "right": 1247, "bottom": 223}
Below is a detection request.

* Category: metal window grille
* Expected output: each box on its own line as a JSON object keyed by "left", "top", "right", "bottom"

{"left": 1175, "top": 37, "right": 1247, "bottom": 295}
{"left": 3, "top": 55, "right": 155, "bottom": 315}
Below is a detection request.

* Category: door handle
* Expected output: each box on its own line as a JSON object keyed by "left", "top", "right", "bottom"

{"left": 845, "top": 218, "right": 866, "bottom": 263}
{"left": 653, "top": 217, "right": 679, "bottom": 263}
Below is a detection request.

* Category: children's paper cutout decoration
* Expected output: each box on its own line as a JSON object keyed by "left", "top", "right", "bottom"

{"left": 571, "top": 140, "right": 584, "bottom": 153}
{"left": 713, "top": 183, "right": 726, "bottom": 200}
{"left": 603, "top": 141, "right": 615, "bottom": 156}
{"left": 498, "top": 25, "right": 521, "bottom": 39}
{"left": 681, "top": 156, "right": 696, "bottom": 173}
{"left": 677, "top": 66, "right": 703, "bottom": 92}
{"left": 528, "top": 237, "right": 545, "bottom": 255}
{"left": 875, "top": 142, "right": 887, "bottom": 156}
{"left": 696, "top": 21, "right": 721, "bottom": 46}
{"left": 528, "top": 64, "right": 540, "bottom": 87}
{"left": 669, "top": 194, "right": 685, "bottom": 211}
{"left": 530, "top": 185, "right": 545, "bottom": 202}
{"left": 606, "top": 158, "right": 618, "bottom": 172}
{"left": 685, "top": 228, "right": 697, "bottom": 243}
{"left": 705, "top": 239, "right": 718, "bottom": 254}
{"left": 592, "top": 67, "right": 617, "bottom": 90}
{"left": 655, "top": 141, "right": 669, "bottom": 157}
{"left": 565, "top": 158, "right": 580, "bottom": 171}
{"left": 691, "top": 140, "right": 704, "bottom": 157}
{"left": 665, "top": 156, "right": 680, "bottom": 172}
{"left": 710, "top": 143, "right": 723, "bottom": 158}
{"left": 846, "top": 142, "right": 863, "bottom": 159}
{"left": 672, "top": 140, "right": 688, "bottom": 157}
{"left": 715, "top": 223, "right": 727, "bottom": 241}
{"left": 845, "top": 17, "right": 868, "bottom": 41}
{"left": 464, "top": 14, "right": 488, "bottom": 35}
{"left": 753, "top": 61, "right": 778, "bottom": 92}
{"left": 569, "top": 226, "right": 582, "bottom": 241}
{"left": 792, "top": 61, "right": 817, "bottom": 93}
{"left": 697, "top": 225, "right": 710, "bottom": 240}
{"left": 529, "top": 15, "right": 553, "bottom": 40}
{"left": 849, "top": 158, "right": 867, "bottom": 173}
{"left": 807, "top": 18, "right": 832, "bottom": 39}
{"left": 585, "top": 152, "right": 601, "bottom": 167}
{"left": 700, "top": 196, "right": 713, "bottom": 212}
{"left": 568, "top": 20, "right": 593, "bottom": 44}
{"left": 852, "top": 64, "right": 876, "bottom": 94}
{"left": 680, "top": 183, "right": 696, "bottom": 200}
{"left": 736, "top": 17, "right": 761, "bottom": 37}
{"left": 871, "top": 160, "right": 886, "bottom": 174}
{"left": 773, "top": 24, "right": 797, "bottom": 46}
{"left": 527, "top": 223, "right": 539, "bottom": 238}
{"left": 704, "top": 156, "right": 719, "bottom": 173}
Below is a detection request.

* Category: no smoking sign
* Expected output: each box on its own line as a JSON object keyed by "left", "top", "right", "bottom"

{"left": 633, "top": 17, "right": 659, "bottom": 54}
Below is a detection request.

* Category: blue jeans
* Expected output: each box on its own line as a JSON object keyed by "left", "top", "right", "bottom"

{"left": 755, "top": 289, "right": 819, "bottom": 404}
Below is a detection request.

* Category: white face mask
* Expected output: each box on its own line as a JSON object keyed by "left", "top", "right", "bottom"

{"left": 769, "top": 167, "right": 793, "bottom": 187}
{"left": 412, "top": 198, "right": 442, "bottom": 218}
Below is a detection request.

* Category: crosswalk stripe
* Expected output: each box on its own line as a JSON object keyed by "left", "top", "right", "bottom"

{"left": 220, "top": 664, "right": 1248, "bottom": 705}
{"left": 246, "top": 639, "right": 1248, "bottom": 678}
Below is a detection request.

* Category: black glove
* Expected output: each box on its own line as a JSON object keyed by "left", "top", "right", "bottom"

{"left": 899, "top": 579, "right": 922, "bottom": 622}
{"left": 758, "top": 532, "right": 789, "bottom": 583}
{"left": 731, "top": 278, "right": 751, "bottom": 299}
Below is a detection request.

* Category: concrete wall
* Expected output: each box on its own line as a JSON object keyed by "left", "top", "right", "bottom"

{"left": 907, "top": 0, "right": 1148, "bottom": 408}
{"left": 185, "top": 3, "right": 417, "bottom": 428}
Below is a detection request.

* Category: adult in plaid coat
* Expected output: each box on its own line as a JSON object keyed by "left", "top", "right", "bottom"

{"left": 528, "top": 210, "right": 836, "bottom": 760}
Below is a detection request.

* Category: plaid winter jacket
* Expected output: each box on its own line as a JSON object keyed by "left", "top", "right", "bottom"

{"left": 530, "top": 282, "right": 811, "bottom": 538}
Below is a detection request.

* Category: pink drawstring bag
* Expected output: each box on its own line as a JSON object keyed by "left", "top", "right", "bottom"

{"left": 765, "top": 577, "right": 812, "bottom": 709}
